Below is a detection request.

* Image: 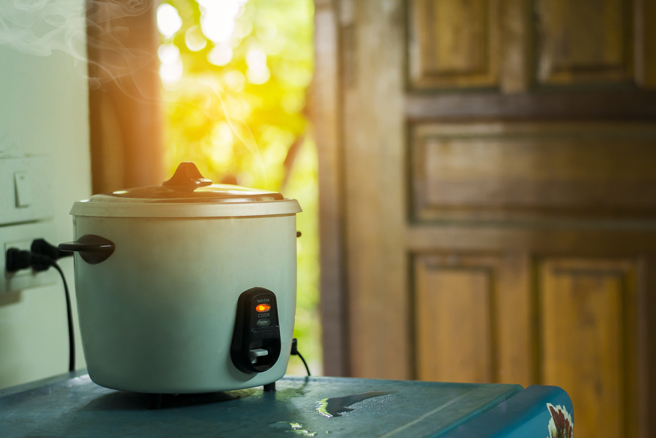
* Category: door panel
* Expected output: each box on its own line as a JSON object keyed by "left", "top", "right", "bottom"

{"left": 412, "top": 122, "right": 656, "bottom": 221}
{"left": 540, "top": 258, "right": 638, "bottom": 438}
{"left": 535, "top": 0, "right": 631, "bottom": 84}
{"left": 414, "top": 253, "right": 533, "bottom": 386}
{"left": 409, "top": 0, "right": 499, "bottom": 89}
{"left": 415, "top": 255, "right": 495, "bottom": 383}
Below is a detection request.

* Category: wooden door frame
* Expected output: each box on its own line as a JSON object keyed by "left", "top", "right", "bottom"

{"left": 314, "top": 0, "right": 412, "bottom": 380}
{"left": 87, "top": 0, "right": 164, "bottom": 194}
{"left": 312, "top": 0, "right": 350, "bottom": 377}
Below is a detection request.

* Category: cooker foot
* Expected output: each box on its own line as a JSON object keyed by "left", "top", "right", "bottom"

{"left": 263, "top": 382, "right": 276, "bottom": 392}
{"left": 147, "top": 393, "right": 163, "bottom": 410}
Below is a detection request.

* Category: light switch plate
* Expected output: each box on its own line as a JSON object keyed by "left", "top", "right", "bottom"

{"left": 0, "top": 156, "right": 54, "bottom": 226}
{"left": 0, "top": 221, "right": 59, "bottom": 294}
{"left": 14, "top": 171, "right": 33, "bottom": 208}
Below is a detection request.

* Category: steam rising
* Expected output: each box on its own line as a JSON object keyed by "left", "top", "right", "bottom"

{"left": 0, "top": 0, "right": 156, "bottom": 96}
{"left": 0, "top": 0, "right": 267, "bottom": 183}
{"left": 0, "top": 0, "right": 83, "bottom": 60}
{"left": 0, "top": 0, "right": 147, "bottom": 60}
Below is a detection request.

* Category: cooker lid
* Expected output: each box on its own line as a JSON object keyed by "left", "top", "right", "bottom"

{"left": 105, "top": 162, "right": 284, "bottom": 202}
{"left": 70, "top": 162, "right": 302, "bottom": 218}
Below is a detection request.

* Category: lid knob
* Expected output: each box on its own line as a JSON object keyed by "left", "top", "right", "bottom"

{"left": 162, "top": 162, "right": 212, "bottom": 192}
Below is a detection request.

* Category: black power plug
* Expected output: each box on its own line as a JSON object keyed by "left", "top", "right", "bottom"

{"left": 5, "top": 238, "right": 73, "bottom": 273}
{"left": 5, "top": 248, "right": 52, "bottom": 272}
{"left": 31, "top": 238, "right": 72, "bottom": 261}
{"left": 4, "top": 240, "right": 76, "bottom": 373}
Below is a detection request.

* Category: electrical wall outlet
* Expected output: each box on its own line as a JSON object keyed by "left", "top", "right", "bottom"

{"left": 0, "top": 221, "right": 59, "bottom": 294}
{"left": 0, "top": 156, "right": 59, "bottom": 294}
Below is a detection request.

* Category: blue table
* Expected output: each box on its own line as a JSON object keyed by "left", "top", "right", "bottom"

{"left": 0, "top": 370, "right": 573, "bottom": 437}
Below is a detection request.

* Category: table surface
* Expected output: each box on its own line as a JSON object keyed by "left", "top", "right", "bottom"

{"left": 0, "top": 370, "right": 523, "bottom": 437}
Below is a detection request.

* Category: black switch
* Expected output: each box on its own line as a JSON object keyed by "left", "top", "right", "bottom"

{"left": 230, "top": 287, "right": 282, "bottom": 374}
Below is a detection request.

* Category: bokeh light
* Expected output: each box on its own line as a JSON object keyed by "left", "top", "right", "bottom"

{"left": 185, "top": 25, "right": 207, "bottom": 51}
{"left": 198, "top": 0, "right": 245, "bottom": 44}
{"left": 157, "top": 4, "right": 182, "bottom": 39}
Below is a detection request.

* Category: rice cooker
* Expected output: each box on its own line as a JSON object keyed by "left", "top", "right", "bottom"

{"left": 58, "top": 162, "right": 302, "bottom": 394}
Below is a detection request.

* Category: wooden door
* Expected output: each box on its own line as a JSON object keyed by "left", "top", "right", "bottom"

{"left": 313, "top": 0, "right": 656, "bottom": 437}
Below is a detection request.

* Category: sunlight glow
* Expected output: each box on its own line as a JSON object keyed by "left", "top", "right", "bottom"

{"left": 185, "top": 25, "right": 207, "bottom": 51}
{"left": 198, "top": 0, "right": 247, "bottom": 44}
{"left": 256, "top": 20, "right": 277, "bottom": 40}
{"left": 211, "top": 122, "right": 235, "bottom": 165}
{"left": 223, "top": 70, "right": 245, "bottom": 92}
{"left": 157, "top": 4, "right": 182, "bottom": 39}
{"left": 208, "top": 45, "right": 233, "bottom": 66}
{"left": 245, "top": 48, "right": 269, "bottom": 84}
{"left": 159, "top": 43, "right": 183, "bottom": 84}
{"left": 158, "top": 43, "right": 180, "bottom": 64}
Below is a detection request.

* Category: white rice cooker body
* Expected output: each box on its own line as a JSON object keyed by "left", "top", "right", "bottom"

{"left": 65, "top": 163, "right": 301, "bottom": 393}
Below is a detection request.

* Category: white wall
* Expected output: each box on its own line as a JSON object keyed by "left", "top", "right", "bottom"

{"left": 0, "top": 1, "right": 91, "bottom": 388}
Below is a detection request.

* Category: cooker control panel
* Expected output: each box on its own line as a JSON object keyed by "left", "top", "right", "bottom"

{"left": 230, "top": 287, "right": 282, "bottom": 374}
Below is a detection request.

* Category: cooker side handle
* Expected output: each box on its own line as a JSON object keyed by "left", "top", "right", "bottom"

{"left": 58, "top": 235, "right": 115, "bottom": 265}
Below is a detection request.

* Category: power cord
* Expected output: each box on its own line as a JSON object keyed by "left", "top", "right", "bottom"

{"left": 49, "top": 261, "right": 75, "bottom": 373}
{"left": 5, "top": 240, "right": 75, "bottom": 372}
{"left": 290, "top": 337, "right": 311, "bottom": 376}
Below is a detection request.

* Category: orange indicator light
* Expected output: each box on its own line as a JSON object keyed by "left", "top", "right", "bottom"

{"left": 256, "top": 304, "right": 271, "bottom": 313}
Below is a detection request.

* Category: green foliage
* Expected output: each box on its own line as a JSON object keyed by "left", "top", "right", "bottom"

{"left": 158, "top": 0, "right": 321, "bottom": 374}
